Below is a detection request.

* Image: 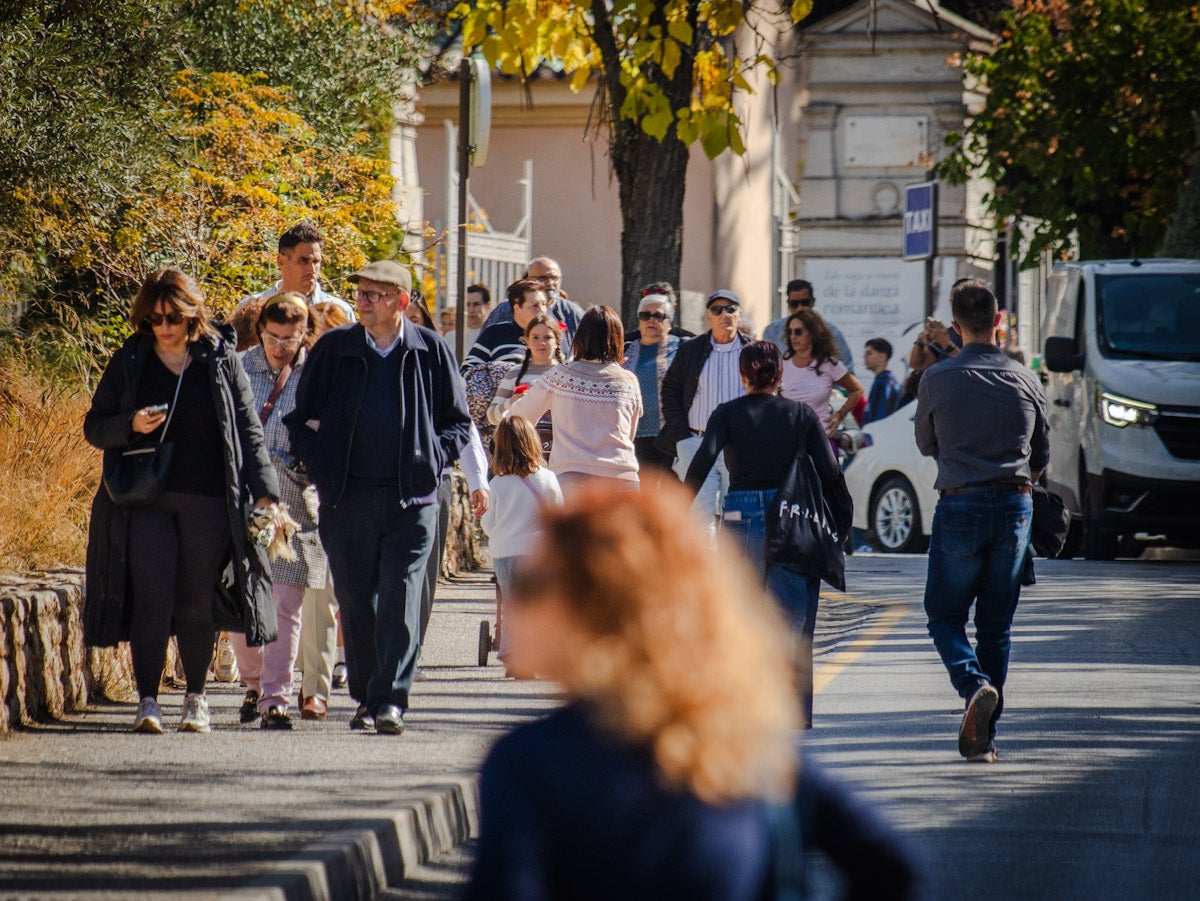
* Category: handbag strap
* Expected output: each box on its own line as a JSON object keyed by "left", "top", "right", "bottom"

{"left": 258, "top": 364, "right": 292, "bottom": 425}
{"left": 157, "top": 360, "right": 187, "bottom": 445}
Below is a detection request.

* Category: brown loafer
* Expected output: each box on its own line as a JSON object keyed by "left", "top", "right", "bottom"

{"left": 300, "top": 695, "right": 327, "bottom": 720}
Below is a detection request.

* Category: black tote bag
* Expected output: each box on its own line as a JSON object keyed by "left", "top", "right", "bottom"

{"left": 765, "top": 451, "right": 847, "bottom": 592}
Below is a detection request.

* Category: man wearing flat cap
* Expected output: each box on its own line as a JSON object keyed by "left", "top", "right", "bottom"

{"left": 285, "top": 259, "right": 471, "bottom": 735}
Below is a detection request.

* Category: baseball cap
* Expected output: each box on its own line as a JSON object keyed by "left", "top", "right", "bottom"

{"left": 347, "top": 260, "right": 412, "bottom": 292}
{"left": 706, "top": 289, "right": 739, "bottom": 307}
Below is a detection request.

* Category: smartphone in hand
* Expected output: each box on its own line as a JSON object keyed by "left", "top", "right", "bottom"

{"left": 144, "top": 403, "right": 169, "bottom": 416}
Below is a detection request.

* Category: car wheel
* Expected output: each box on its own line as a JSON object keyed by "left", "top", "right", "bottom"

{"left": 870, "top": 476, "right": 926, "bottom": 553}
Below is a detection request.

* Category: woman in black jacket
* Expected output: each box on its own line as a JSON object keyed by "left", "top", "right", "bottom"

{"left": 84, "top": 268, "right": 279, "bottom": 734}
{"left": 685, "top": 341, "right": 852, "bottom": 727}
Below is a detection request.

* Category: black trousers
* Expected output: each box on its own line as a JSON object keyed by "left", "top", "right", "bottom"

{"left": 319, "top": 484, "right": 436, "bottom": 711}
{"left": 127, "top": 491, "right": 229, "bottom": 699}
{"left": 634, "top": 436, "right": 675, "bottom": 489}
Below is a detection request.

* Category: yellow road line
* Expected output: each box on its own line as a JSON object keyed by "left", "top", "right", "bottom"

{"left": 814, "top": 593, "right": 911, "bottom": 694}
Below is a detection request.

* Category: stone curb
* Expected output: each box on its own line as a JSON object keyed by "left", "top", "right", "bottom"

{"left": 231, "top": 776, "right": 480, "bottom": 901}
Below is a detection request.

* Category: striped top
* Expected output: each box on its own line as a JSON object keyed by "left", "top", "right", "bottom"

{"left": 688, "top": 338, "right": 745, "bottom": 432}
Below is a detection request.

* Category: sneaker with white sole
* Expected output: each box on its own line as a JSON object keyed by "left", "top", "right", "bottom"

{"left": 132, "top": 697, "right": 164, "bottom": 734}
{"left": 965, "top": 742, "right": 999, "bottom": 763}
{"left": 214, "top": 635, "right": 240, "bottom": 683}
{"left": 179, "top": 692, "right": 211, "bottom": 733}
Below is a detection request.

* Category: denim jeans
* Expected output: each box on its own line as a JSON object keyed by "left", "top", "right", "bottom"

{"left": 673, "top": 435, "right": 728, "bottom": 538}
{"left": 319, "top": 484, "right": 437, "bottom": 712}
{"left": 923, "top": 488, "right": 1033, "bottom": 738}
{"left": 492, "top": 555, "right": 520, "bottom": 659}
{"left": 723, "top": 489, "right": 821, "bottom": 724}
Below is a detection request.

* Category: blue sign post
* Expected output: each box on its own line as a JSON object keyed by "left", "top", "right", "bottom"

{"left": 903, "top": 182, "right": 937, "bottom": 260}
{"left": 903, "top": 181, "right": 938, "bottom": 317}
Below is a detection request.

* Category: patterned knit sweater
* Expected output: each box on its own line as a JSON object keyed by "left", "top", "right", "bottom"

{"left": 508, "top": 360, "right": 643, "bottom": 481}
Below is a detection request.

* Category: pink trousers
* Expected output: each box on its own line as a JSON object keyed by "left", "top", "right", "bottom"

{"left": 230, "top": 582, "right": 305, "bottom": 713}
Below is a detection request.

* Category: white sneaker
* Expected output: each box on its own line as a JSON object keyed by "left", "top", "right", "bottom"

{"left": 132, "top": 697, "right": 163, "bottom": 734}
{"left": 178, "top": 693, "right": 211, "bottom": 733}
{"left": 214, "top": 636, "right": 240, "bottom": 683}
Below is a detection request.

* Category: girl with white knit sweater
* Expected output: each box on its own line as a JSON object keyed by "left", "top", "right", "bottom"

{"left": 481, "top": 415, "right": 563, "bottom": 665}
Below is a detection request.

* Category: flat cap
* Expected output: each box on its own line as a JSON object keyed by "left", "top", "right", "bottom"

{"left": 347, "top": 260, "right": 412, "bottom": 292}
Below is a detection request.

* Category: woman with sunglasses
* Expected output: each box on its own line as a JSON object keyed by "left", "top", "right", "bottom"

{"left": 84, "top": 268, "right": 280, "bottom": 734}
{"left": 780, "top": 308, "right": 864, "bottom": 440}
{"left": 621, "top": 293, "right": 683, "bottom": 482}
{"left": 227, "top": 292, "right": 330, "bottom": 728}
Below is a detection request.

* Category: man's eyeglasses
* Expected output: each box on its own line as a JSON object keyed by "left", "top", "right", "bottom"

{"left": 354, "top": 289, "right": 397, "bottom": 305}
{"left": 787, "top": 327, "right": 807, "bottom": 337}
{"left": 148, "top": 311, "right": 184, "bottom": 327}
{"left": 708, "top": 304, "right": 739, "bottom": 316}
{"left": 638, "top": 311, "right": 669, "bottom": 322}
{"left": 787, "top": 298, "right": 814, "bottom": 311}
{"left": 262, "top": 333, "right": 304, "bottom": 350}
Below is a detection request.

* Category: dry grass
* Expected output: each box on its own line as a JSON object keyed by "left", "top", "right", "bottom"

{"left": 0, "top": 360, "right": 100, "bottom": 572}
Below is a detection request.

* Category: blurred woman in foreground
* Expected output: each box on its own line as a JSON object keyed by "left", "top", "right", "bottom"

{"left": 464, "top": 485, "right": 920, "bottom": 900}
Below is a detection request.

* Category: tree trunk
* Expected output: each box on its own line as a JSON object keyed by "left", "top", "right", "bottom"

{"left": 609, "top": 124, "right": 691, "bottom": 327}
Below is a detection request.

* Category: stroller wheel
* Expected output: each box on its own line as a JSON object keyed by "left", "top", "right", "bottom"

{"left": 478, "top": 620, "right": 492, "bottom": 666}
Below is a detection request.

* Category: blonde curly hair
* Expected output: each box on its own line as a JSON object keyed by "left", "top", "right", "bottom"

{"left": 530, "top": 483, "right": 801, "bottom": 805}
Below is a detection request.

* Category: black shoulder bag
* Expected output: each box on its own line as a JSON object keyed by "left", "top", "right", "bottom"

{"left": 764, "top": 450, "right": 847, "bottom": 592}
{"left": 102, "top": 363, "right": 185, "bottom": 507}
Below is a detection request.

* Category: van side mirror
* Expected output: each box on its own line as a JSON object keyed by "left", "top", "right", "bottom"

{"left": 1044, "top": 336, "right": 1084, "bottom": 373}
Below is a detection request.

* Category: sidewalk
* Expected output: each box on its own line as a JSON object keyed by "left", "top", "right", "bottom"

{"left": 0, "top": 570, "right": 558, "bottom": 900}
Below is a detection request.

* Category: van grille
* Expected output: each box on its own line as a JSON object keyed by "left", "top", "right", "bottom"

{"left": 1154, "top": 408, "right": 1200, "bottom": 460}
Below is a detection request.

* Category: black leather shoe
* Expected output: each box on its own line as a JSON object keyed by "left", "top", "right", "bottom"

{"left": 239, "top": 690, "right": 261, "bottom": 724}
{"left": 349, "top": 704, "right": 374, "bottom": 731}
{"left": 375, "top": 704, "right": 405, "bottom": 735}
{"left": 260, "top": 706, "right": 293, "bottom": 730}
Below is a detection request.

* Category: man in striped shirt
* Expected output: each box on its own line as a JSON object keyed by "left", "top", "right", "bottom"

{"left": 657, "top": 289, "right": 751, "bottom": 534}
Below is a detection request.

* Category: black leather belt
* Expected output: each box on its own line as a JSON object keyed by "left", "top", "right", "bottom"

{"left": 940, "top": 483, "right": 1032, "bottom": 497}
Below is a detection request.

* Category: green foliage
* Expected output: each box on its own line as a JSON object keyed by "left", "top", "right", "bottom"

{"left": 0, "top": 0, "right": 425, "bottom": 383}
{"left": 452, "top": 0, "right": 811, "bottom": 160}
{"left": 1159, "top": 147, "right": 1200, "bottom": 259}
{"left": 939, "top": 0, "right": 1200, "bottom": 265}
{"left": 182, "top": 0, "right": 428, "bottom": 150}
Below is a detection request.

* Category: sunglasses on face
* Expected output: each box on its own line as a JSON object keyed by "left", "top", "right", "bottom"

{"left": 638, "top": 311, "right": 669, "bottom": 322}
{"left": 787, "top": 299, "right": 814, "bottom": 311}
{"left": 708, "top": 303, "right": 739, "bottom": 316}
{"left": 148, "top": 311, "right": 185, "bottom": 327}
{"left": 787, "top": 327, "right": 807, "bottom": 337}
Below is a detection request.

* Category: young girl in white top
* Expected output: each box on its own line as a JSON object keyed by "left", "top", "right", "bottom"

{"left": 480, "top": 415, "right": 563, "bottom": 666}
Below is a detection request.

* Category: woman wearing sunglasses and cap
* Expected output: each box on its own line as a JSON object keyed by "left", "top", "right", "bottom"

{"left": 84, "top": 267, "right": 281, "bottom": 735}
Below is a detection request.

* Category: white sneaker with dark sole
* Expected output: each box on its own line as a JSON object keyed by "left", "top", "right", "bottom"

{"left": 178, "top": 693, "right": 211, "bottom": 733}
{"left": 958, "top": 682, "right": 999, "bottom": 758}
{"left": 132, "top": 697, "right": 164, "bottom": 734}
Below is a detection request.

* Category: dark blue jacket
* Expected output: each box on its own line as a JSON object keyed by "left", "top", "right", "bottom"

{"left": 465, "top": 704, "right": 922, "bottom": 901}
{"left": 864, "top": 369, "right": 902, "bottom": 424}
{"left": 284, "top": 322, "right": 471, "bottom": 507}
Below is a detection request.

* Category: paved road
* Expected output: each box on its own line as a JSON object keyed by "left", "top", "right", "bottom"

{"left": 389, "top": 553, "right": 1200, "bottom": 900}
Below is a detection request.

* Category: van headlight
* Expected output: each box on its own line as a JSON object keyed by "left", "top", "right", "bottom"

{"left": 1098, "top": 390, "right": 1158, "bottom": 428}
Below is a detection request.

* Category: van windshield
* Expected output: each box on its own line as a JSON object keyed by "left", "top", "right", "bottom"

{"left": 1096, "top": 273, "right": 1200, "bottom": 362}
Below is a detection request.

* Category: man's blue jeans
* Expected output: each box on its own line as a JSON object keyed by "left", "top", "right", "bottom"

{"left": 319, "top": 484, "right": 437, "bottom": 713}
{"left": 924, "top": 488, "right": 1032, "bottom": 737}
{"left": 723, "top": 489, "right": 821, "bottom": 723}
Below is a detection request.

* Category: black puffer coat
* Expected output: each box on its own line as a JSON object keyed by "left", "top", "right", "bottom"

{"left": 83, "top": 325, "right": 280, "bottom": 647}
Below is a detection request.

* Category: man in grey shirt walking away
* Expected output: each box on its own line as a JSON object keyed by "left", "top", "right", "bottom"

{"left": 915, "top": 279, "right": 1049, "bottom": 763}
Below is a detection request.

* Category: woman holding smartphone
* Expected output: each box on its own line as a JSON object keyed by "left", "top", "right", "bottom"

{"left": 84, "top": 267, "right": 280, "bottom": 735}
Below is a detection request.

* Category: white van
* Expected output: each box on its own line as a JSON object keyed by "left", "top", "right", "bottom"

{"left": 1041, "top": 259, "right": 1200, "bottom": 559}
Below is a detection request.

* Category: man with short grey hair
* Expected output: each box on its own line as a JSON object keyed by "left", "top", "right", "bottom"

{"left": 285, "top": 259, "right": 471, "bottom": 736}
{"left": 479, "top": 256, "right": 585, "bottom": 340}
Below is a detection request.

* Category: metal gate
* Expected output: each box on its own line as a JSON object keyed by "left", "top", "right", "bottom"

{"left": 434, "top": 121, "right": 532, "bottom": 312}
